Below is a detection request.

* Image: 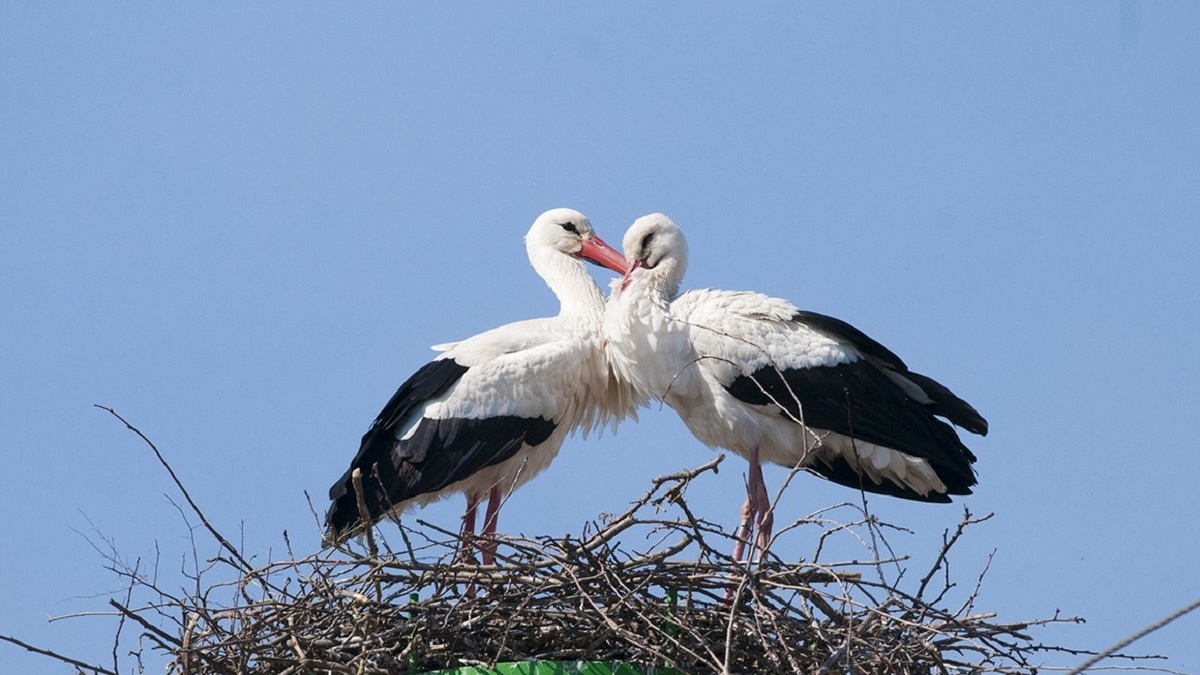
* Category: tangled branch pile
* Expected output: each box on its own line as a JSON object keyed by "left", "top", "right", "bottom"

{"left": 60, "top": 454, "right": 1102, "bottom": 675}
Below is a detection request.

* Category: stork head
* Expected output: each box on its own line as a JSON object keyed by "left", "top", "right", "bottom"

{"left": 619, "top": 213, "right": 689, "bottom": 299}
{"left": 525, "top": 208, "right": 628, "bottom": 276}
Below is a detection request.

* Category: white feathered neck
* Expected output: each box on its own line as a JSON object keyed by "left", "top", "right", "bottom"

{"left": 528, "top": 242, "right": 607, "bottom": 320}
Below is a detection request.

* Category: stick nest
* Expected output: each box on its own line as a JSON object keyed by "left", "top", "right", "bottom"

{"left": 75, "top": 455, "right": 1099, "bottom": 675}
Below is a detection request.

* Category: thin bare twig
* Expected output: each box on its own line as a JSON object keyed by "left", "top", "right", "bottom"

{"left": 94, "top": 404, "right": 256, "bottom": 575}
{"left": 0, "top": 633, "right": 117, "bottom": 675}
{"left": 1067, "top": 595, "right": 1200, "bottom": 674}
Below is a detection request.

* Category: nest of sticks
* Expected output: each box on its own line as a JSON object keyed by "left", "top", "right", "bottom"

{"left": 47, "top": 448, "right": 1109, "bottom": 675}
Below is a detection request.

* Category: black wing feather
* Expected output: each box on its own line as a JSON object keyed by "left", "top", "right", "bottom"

{"left": 795, "top": 310, "right": 988, "bottom": 435}
{"left": 726, "top": 360, "right": 977, "bottom": 497}
{"left": 324, "top": 358, "right": 558, "bottom": 541}
{"left": 901, "top": 370, "right": 989, "bottom": 436}
{"left": 804, "top": 453, "right": 954, "bottom": 503}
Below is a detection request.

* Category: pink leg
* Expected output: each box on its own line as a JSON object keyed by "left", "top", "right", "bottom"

{"left": 457, "top": 496, "right": 480, "bottom": 565}
{"left": 481, "top": 485, "right": 501, "bottom": 565}
{"left": 753, "top": 459, "right": 774, "bottom": 552}
{"left": 731, "top": 448, "right": 763, "bottom": 563}
{"left": 726, "top": 450, "right": 764, "bottom": 601}
{"left": 731, "top": 493, "right": 756, "bottom": 563}
{"left": 462, "top": 497, "right": 478, "bottom": 538}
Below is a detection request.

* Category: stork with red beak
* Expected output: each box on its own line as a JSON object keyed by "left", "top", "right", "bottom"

{"left": 326, "top": 208, "right": 635, "bottom": 563}
{"left": 604, "top": 214, "right": 987, "bottom": 562}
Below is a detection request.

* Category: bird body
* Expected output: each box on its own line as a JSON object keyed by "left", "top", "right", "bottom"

{"left": 604, "top": 214, "right": 987, "bottom": 559}
{"left": 326, "top": 209, "right": 633, "bottom": 551}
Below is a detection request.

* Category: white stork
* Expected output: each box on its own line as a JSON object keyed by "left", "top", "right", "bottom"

{"left": 326, "top": 208, "right": 634, "bottom": 563}
{"left": 604, "top": 214, "right": 987, "bottom": 561}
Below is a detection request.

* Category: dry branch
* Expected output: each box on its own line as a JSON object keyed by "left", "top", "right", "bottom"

{"left": 51, "top": 458, "right": 1107, "bottom": 674}
{"left": 4, "top": 408, "right": 1171, "bottom": 674}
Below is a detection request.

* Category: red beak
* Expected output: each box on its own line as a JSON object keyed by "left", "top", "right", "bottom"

{"left": 577, "top": 235, "right": 629, "bottom": 275}
{"left": 619, "top": 258, "right": 646, "bottom": 291}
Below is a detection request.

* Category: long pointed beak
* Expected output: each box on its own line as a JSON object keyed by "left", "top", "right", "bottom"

{"left": 577, "top": 235, "right": 629, "bottom": 275}
{"left": 619, "top": 258, "right": 646, "bottom": 291}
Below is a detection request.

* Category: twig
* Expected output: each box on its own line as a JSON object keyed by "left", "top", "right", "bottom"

{"left": 107, "top": 599, "right": 181, "bottom": 648}
{"left": 1066, "top": 595, "right": 1200, "bottom": 674}
{"left": 111, "top": 556, "right": 139, "bottom": 674}
{"left": 94, "top": 404, "right": 256, "bottom": 575}
{"left": 9, "top": 438, "right": 1121, "bottom": 675}
{"left": 0, "top": 633, "right": 117, "bottom": 675}
{"left": 915, "top": 507, "right": 993, "bottom": 601}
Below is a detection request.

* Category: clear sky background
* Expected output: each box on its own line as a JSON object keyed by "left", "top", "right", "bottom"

{"left": 3, "top": 3, "right": 1198, "bottom": 673}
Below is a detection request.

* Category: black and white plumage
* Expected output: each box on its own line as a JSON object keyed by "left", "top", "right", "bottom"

{"left": 603, "top": 214, "right": 987, "bottom": 561}
{"left": 325, "top": 208, "right": 635, "bottom": 557}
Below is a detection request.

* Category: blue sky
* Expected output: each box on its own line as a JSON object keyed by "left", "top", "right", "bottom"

{"left": 3, "top": 3, "right": 1198, "bottom": 672}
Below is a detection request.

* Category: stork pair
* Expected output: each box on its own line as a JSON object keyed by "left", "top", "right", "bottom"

{"left": 324, "top": 209, "right": 987, "bottom": 564}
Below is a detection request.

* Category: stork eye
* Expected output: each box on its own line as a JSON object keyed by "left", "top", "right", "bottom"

{"left": 560, "top": 222, "right": 580, "bottom": 235}
{"left": 639, "top": 231, "right": 655, "bottom": 254}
